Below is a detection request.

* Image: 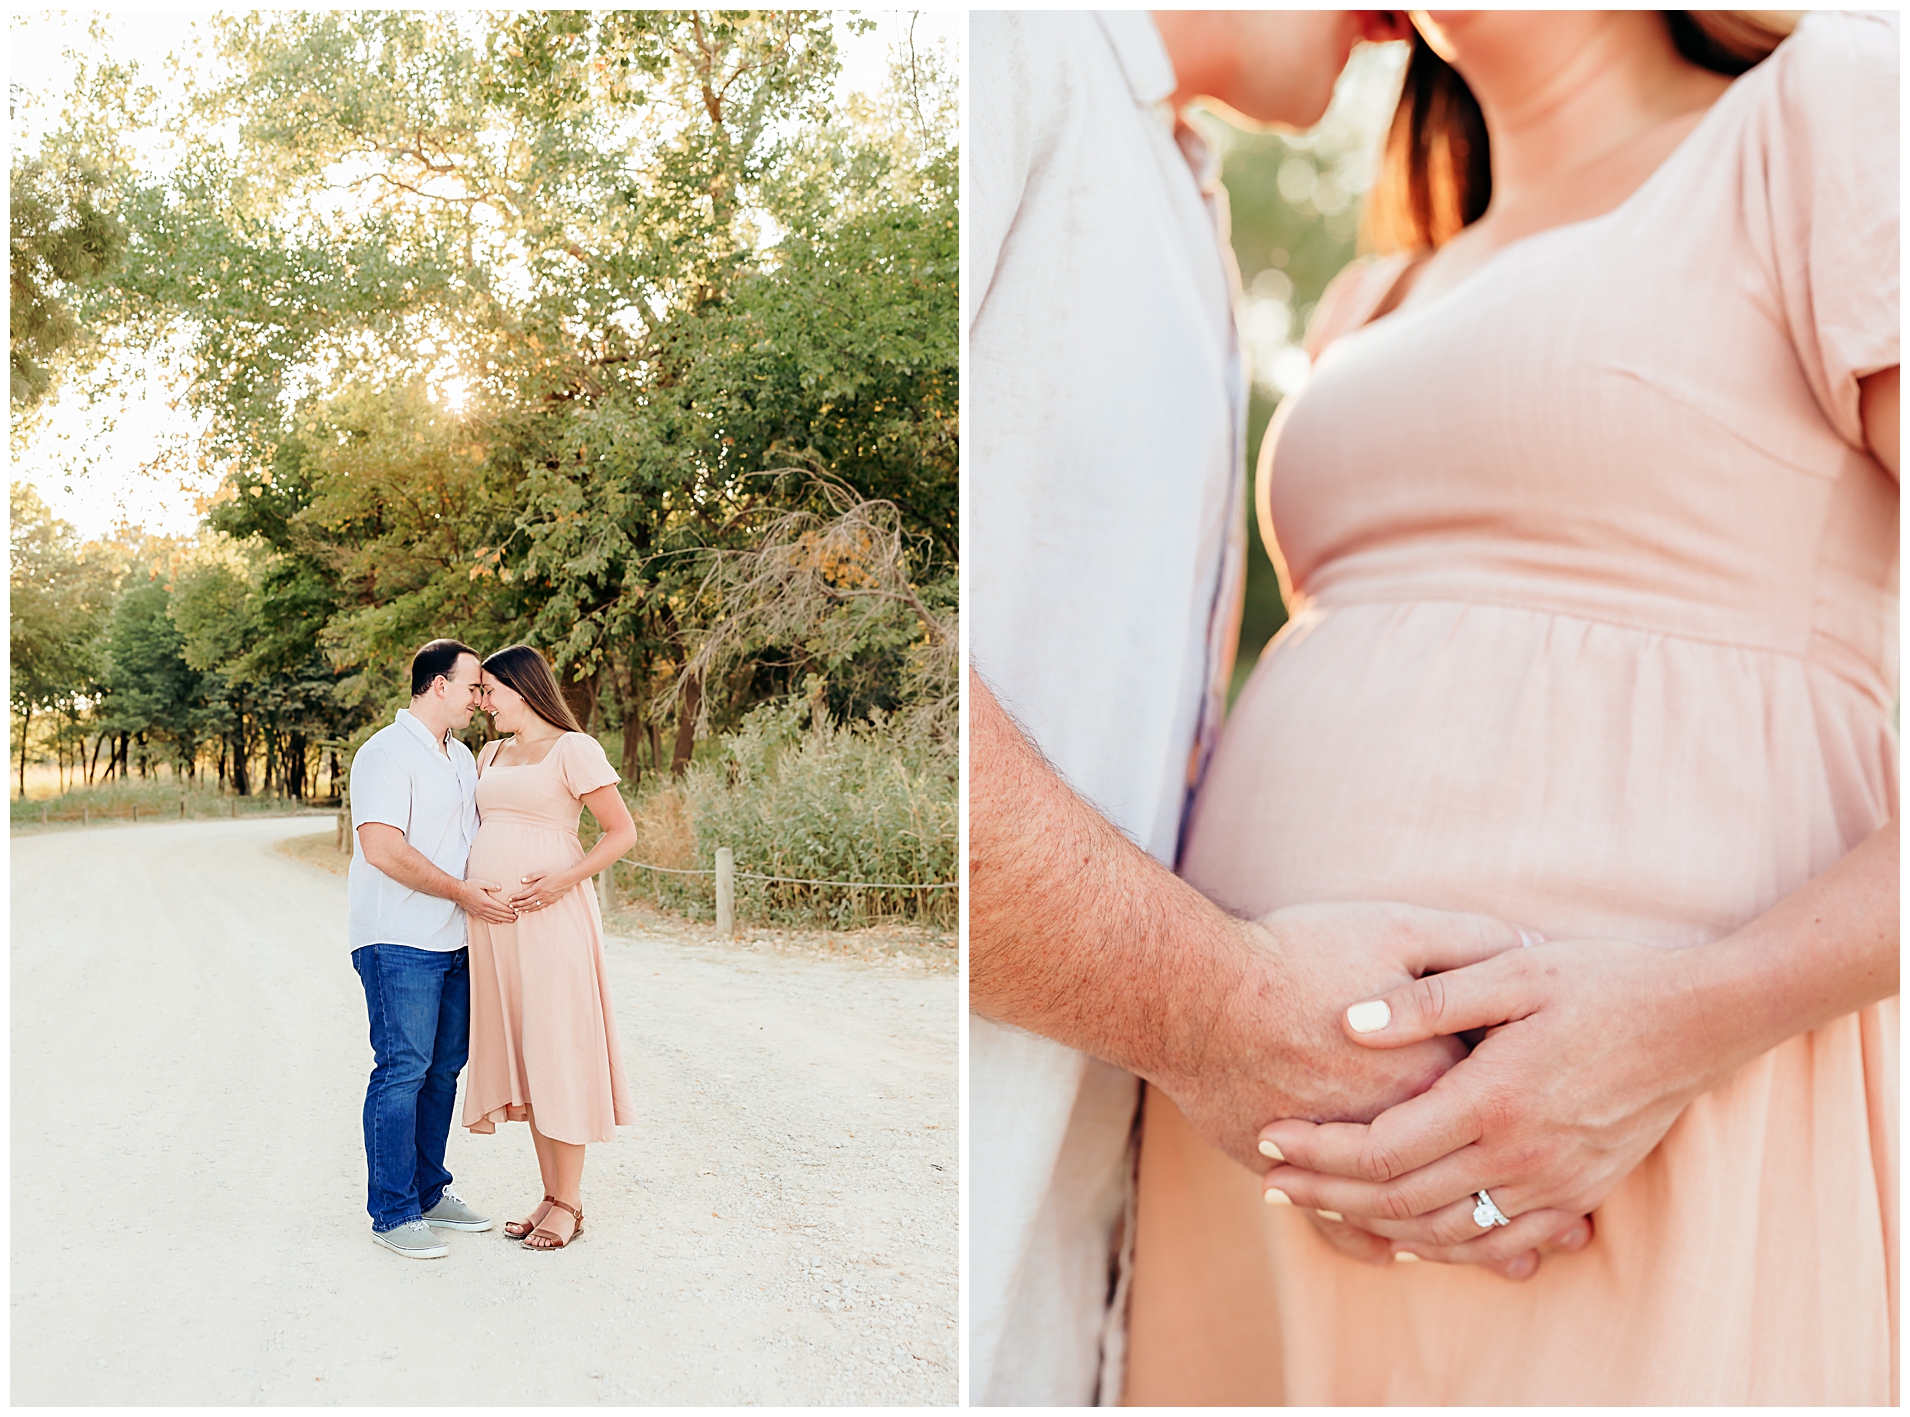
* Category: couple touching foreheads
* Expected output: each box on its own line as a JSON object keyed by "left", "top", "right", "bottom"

{"left": 347, "top": 638, "right": 637, "bottom": 1259}
{"left": 969, "top": 7, "right": 1897, "bottom": 1407}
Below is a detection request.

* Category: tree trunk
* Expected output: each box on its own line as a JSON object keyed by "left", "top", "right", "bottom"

{"left": 560, "top": 666, "right": 600, "bottom": 735}
{"left": 287, "top": 732, "right": 307, "bottom": 800}
{"left": 671, "top": 673, "right": 701, "bottom": 776}
{"left": 230, "top": 713, "right": 250, "bottom": 797}
{"left": 88, "top": 728, "right": 107, "bottom": 786}
{"left": 17, "top": 705, "right": 31, "bottom": 800}
{"left": 617, "top": 651, "right": 646, "bottom": 789}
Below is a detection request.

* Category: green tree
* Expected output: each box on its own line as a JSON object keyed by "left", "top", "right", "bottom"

{"left": 9, "top": 483, "right": 113, "bottom": 794}
{"left": 9, "top": 157, "right": 130, "bottom": 407}
{"left": 97, "top": 576, "right": 205, "bottom": 784}
{"left": 47, "top": 11, "right": 954, "bottom": 802}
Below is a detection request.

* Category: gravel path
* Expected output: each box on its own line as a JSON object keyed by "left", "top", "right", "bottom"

{"left": 10, "top": 816, "right": 957, "bottom": 1405}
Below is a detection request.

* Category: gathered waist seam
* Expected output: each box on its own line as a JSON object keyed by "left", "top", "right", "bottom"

{"left": 476, "top": 818, "right": 581, "bottom": 837}
{"left": 1304, "top": 592, "right": 1893, "bottom": 698}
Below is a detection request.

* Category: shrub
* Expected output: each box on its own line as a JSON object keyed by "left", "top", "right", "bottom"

{"left": 616, "top": 697, "right": 955, "bottom": 929}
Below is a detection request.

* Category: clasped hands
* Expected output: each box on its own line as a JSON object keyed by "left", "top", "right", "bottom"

{"left": 1166, "top": 904, "right": 1715, "bottom": 1283}
{"left": 458, "top": 870, "right": 578, "bottom": 922}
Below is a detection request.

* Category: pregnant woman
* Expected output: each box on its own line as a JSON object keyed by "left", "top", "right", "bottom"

{"left": 464, "top": 644, "right": 637, "bottom": 1251}
{"left": 1124, "top": 10, "right": 1898, "bottom": 1405}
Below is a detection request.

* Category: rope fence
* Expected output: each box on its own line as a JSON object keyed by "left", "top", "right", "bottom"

{"left": 615, "top": 858, "right": 958, "bottom": 891}
{"left": 604, "top": 849, "right": 957, "bottom": 934}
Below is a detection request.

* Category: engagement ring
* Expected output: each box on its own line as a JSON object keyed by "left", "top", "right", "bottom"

{"left": 1472, "top": 1189, "right": 1512, "bottom": 1229}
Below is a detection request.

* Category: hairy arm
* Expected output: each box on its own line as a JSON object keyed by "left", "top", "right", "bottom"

{"left": 969, "top": 668, "right": 1254, "bottom": 1082}
{"left": 970, "top": 668, "right": 1529, "bottom": 1170}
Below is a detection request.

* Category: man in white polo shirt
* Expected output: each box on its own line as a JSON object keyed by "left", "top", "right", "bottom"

{"left": 349, "top": 638, "right": 517, "bottom": 1259}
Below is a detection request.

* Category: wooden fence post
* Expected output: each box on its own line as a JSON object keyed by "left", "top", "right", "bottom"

{"left": 180, "top": 799, "right": 186, "bottom": 818}
{"left": 597, "top": 864, "right": 613, "bottom": 917}
{"left": 230, "top": 799, "right": 237, "bottom": 819}
{"left": 82, "top": 806, "right": 89, "bottom": 826}
{"left": 40, "top": 805, "right": 47, "bottom": 825}
{"left": 132, "top": 804, "right": 138, "bottom": 822}
{"left": 715, "top": 846, "right": 735, "bottom": 938}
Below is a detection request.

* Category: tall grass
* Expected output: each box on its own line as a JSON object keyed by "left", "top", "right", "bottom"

{"left": 617, "top": 698, "right": 956, "bottom": 929}
{"left": 9, "top": 778, "right": 329, "bottom": 828}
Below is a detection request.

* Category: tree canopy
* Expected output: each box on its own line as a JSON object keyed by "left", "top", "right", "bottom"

{"left": 13, "top": 10, "right": 956, "bottom": 798}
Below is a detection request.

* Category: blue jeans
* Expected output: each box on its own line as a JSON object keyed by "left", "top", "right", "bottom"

{"left": 352, "top": 944, "right": 470, "bottom": 1233}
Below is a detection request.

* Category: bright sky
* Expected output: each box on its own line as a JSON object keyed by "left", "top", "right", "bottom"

{"left": 8, "top": 9, "right": 961, "bottom": 541}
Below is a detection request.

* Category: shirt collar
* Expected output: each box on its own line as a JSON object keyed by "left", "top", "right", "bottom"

{"left": 1095, "top": 11, "right": 1176, "bottom": 110}
{"left": 1094, "top": 12, "right": 1221, "bottom": 194}
{"left": 395, "top": 707, "right": 450, "bottom": 752}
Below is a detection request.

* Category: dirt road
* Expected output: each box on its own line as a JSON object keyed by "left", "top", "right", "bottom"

{"left": 10, "top": 816, "right": 957, "bottom": 1405}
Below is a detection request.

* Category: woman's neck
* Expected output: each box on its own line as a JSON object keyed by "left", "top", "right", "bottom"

{"left": 1439, "top": 12, "right": 1730, "bottom": 223}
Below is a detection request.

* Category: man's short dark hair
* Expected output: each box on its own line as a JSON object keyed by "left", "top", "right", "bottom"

{"left": 410, "top": 639, "right": 479, "bottom": 698}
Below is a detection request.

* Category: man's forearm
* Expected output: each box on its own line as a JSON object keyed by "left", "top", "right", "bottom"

{"left": 360, "top": 827, "right": 466, "bottom": 903}
{"left": 969, "top": 669, "right": 1257, "bottom": 1086}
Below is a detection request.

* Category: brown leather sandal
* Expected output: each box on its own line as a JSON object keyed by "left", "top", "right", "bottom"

{"left": 503, "top": 1195, "right": 555, "bottom": 1240}
{"left": 521, "top": 1198, "right": 583, "bottom": 1251}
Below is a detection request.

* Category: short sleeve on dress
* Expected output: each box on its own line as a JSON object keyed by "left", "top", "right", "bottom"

{"left": 559, "top": 733, "right": 620, "bottom": 799}
{"left": 1758, "top": 10, "right": 1900, "bottom": 451}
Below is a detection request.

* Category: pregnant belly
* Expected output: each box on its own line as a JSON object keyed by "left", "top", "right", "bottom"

{"left": 1184, "top": 600, "right": 1892, "bottom": 947}
{"left": 466, "top": 821, "right": 584, "bottom": 882}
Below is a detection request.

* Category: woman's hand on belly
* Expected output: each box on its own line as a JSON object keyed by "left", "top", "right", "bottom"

{"left": 506, "top": 868, "right": 579, "bottom": 913}
{"left": 1254, "top": 937, "right": 1715, "bottom": 1261}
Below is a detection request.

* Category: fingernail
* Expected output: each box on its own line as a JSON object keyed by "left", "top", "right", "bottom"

{"left": 1519, "top": 928, "right": 1546, "bottom": 948}
{"left": 1509, "top": 1252, "right": 1539, "bottom": 1279}
{"left": 1559, "top": 1225, "right": 1590, "bottom": 1252}
{"left": 1263, "top": 1188, "right": 1291, "bottom": 1206}
{"left": 1317, "top": 1209, "right": 1342, "bottom": 1221}
{"left": 1392, "top": 1250, "right": 1419, "bottom": 1263}
{"left": 1346, "top": 999, "right": 1391, "bottom": 1033}
{"left": 1257, "top": 1139, "right": 1285, "bottom": 1162}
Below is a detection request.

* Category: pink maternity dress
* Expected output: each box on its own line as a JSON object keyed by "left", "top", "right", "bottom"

{"left": 1124, "top": 13, "right": 1898, "bottom": 1405}
{"left": 463, "top": 731, "right": 636, "bottom": 1146}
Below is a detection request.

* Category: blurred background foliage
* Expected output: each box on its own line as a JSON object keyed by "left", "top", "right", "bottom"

{"left": 1192, "top": 42, "right": 1408, "bottom": 701}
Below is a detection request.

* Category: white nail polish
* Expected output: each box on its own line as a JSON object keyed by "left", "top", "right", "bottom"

{"left": 1519, "top": 928, "right": 1546, "bottom": 948}
{"left": 1257, "top": 1139, "right": 1285, "bottom": 1162}
{"left": 1393, "top": 1251, "right": 1420, "bottom": 1263}
{"left": 1347, "top": 999, "right": 1391, "bottom": 1033}
{"left": 1317, "top": 1209, "right": 1342, "bottom": 1221}
{"left": 1263, "top": 1188, "right": 1291, "bottom": 1206}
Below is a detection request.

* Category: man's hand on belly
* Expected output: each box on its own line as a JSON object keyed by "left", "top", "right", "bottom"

{"left": 1152, "top": 901, "right": 1531, "bottom": 1172}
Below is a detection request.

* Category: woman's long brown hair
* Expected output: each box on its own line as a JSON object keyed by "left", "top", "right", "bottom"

{"left": 1362, "top": 11, "right": 1800, "bottom": 254}
{"left": 483, "top": 644, "right": 584, "bottom": 734}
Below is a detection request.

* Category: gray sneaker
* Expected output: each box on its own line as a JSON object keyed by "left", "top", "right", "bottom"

{"left": 371, "top": 1219, "right": 449, "bottom": 1259}
{"left": 422, "top": 1190, "right": 493, "bottom": 1232}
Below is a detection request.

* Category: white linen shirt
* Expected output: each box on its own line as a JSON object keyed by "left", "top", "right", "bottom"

{"left": 347, "top": 708, "right": 480, "bottom": 953}
{"left": 969, "top": 10, "right": 1248, "bottom": 1407}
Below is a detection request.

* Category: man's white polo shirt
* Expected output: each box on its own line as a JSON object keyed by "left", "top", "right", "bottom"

{"left": 348, "top": 707, "right": 480, "bottom": 953}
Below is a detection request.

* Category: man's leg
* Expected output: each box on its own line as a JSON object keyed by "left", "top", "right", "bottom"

{"left": 353, "top": 944, "right": 444, "bottom": 1232}
{"left": 414, "top": 947, "right": 469, "bottom": 1213}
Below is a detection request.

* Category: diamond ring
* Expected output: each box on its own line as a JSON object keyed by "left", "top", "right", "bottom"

{"left": 1472, "top": 1189, "right": 1512, "bottom": 1229}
